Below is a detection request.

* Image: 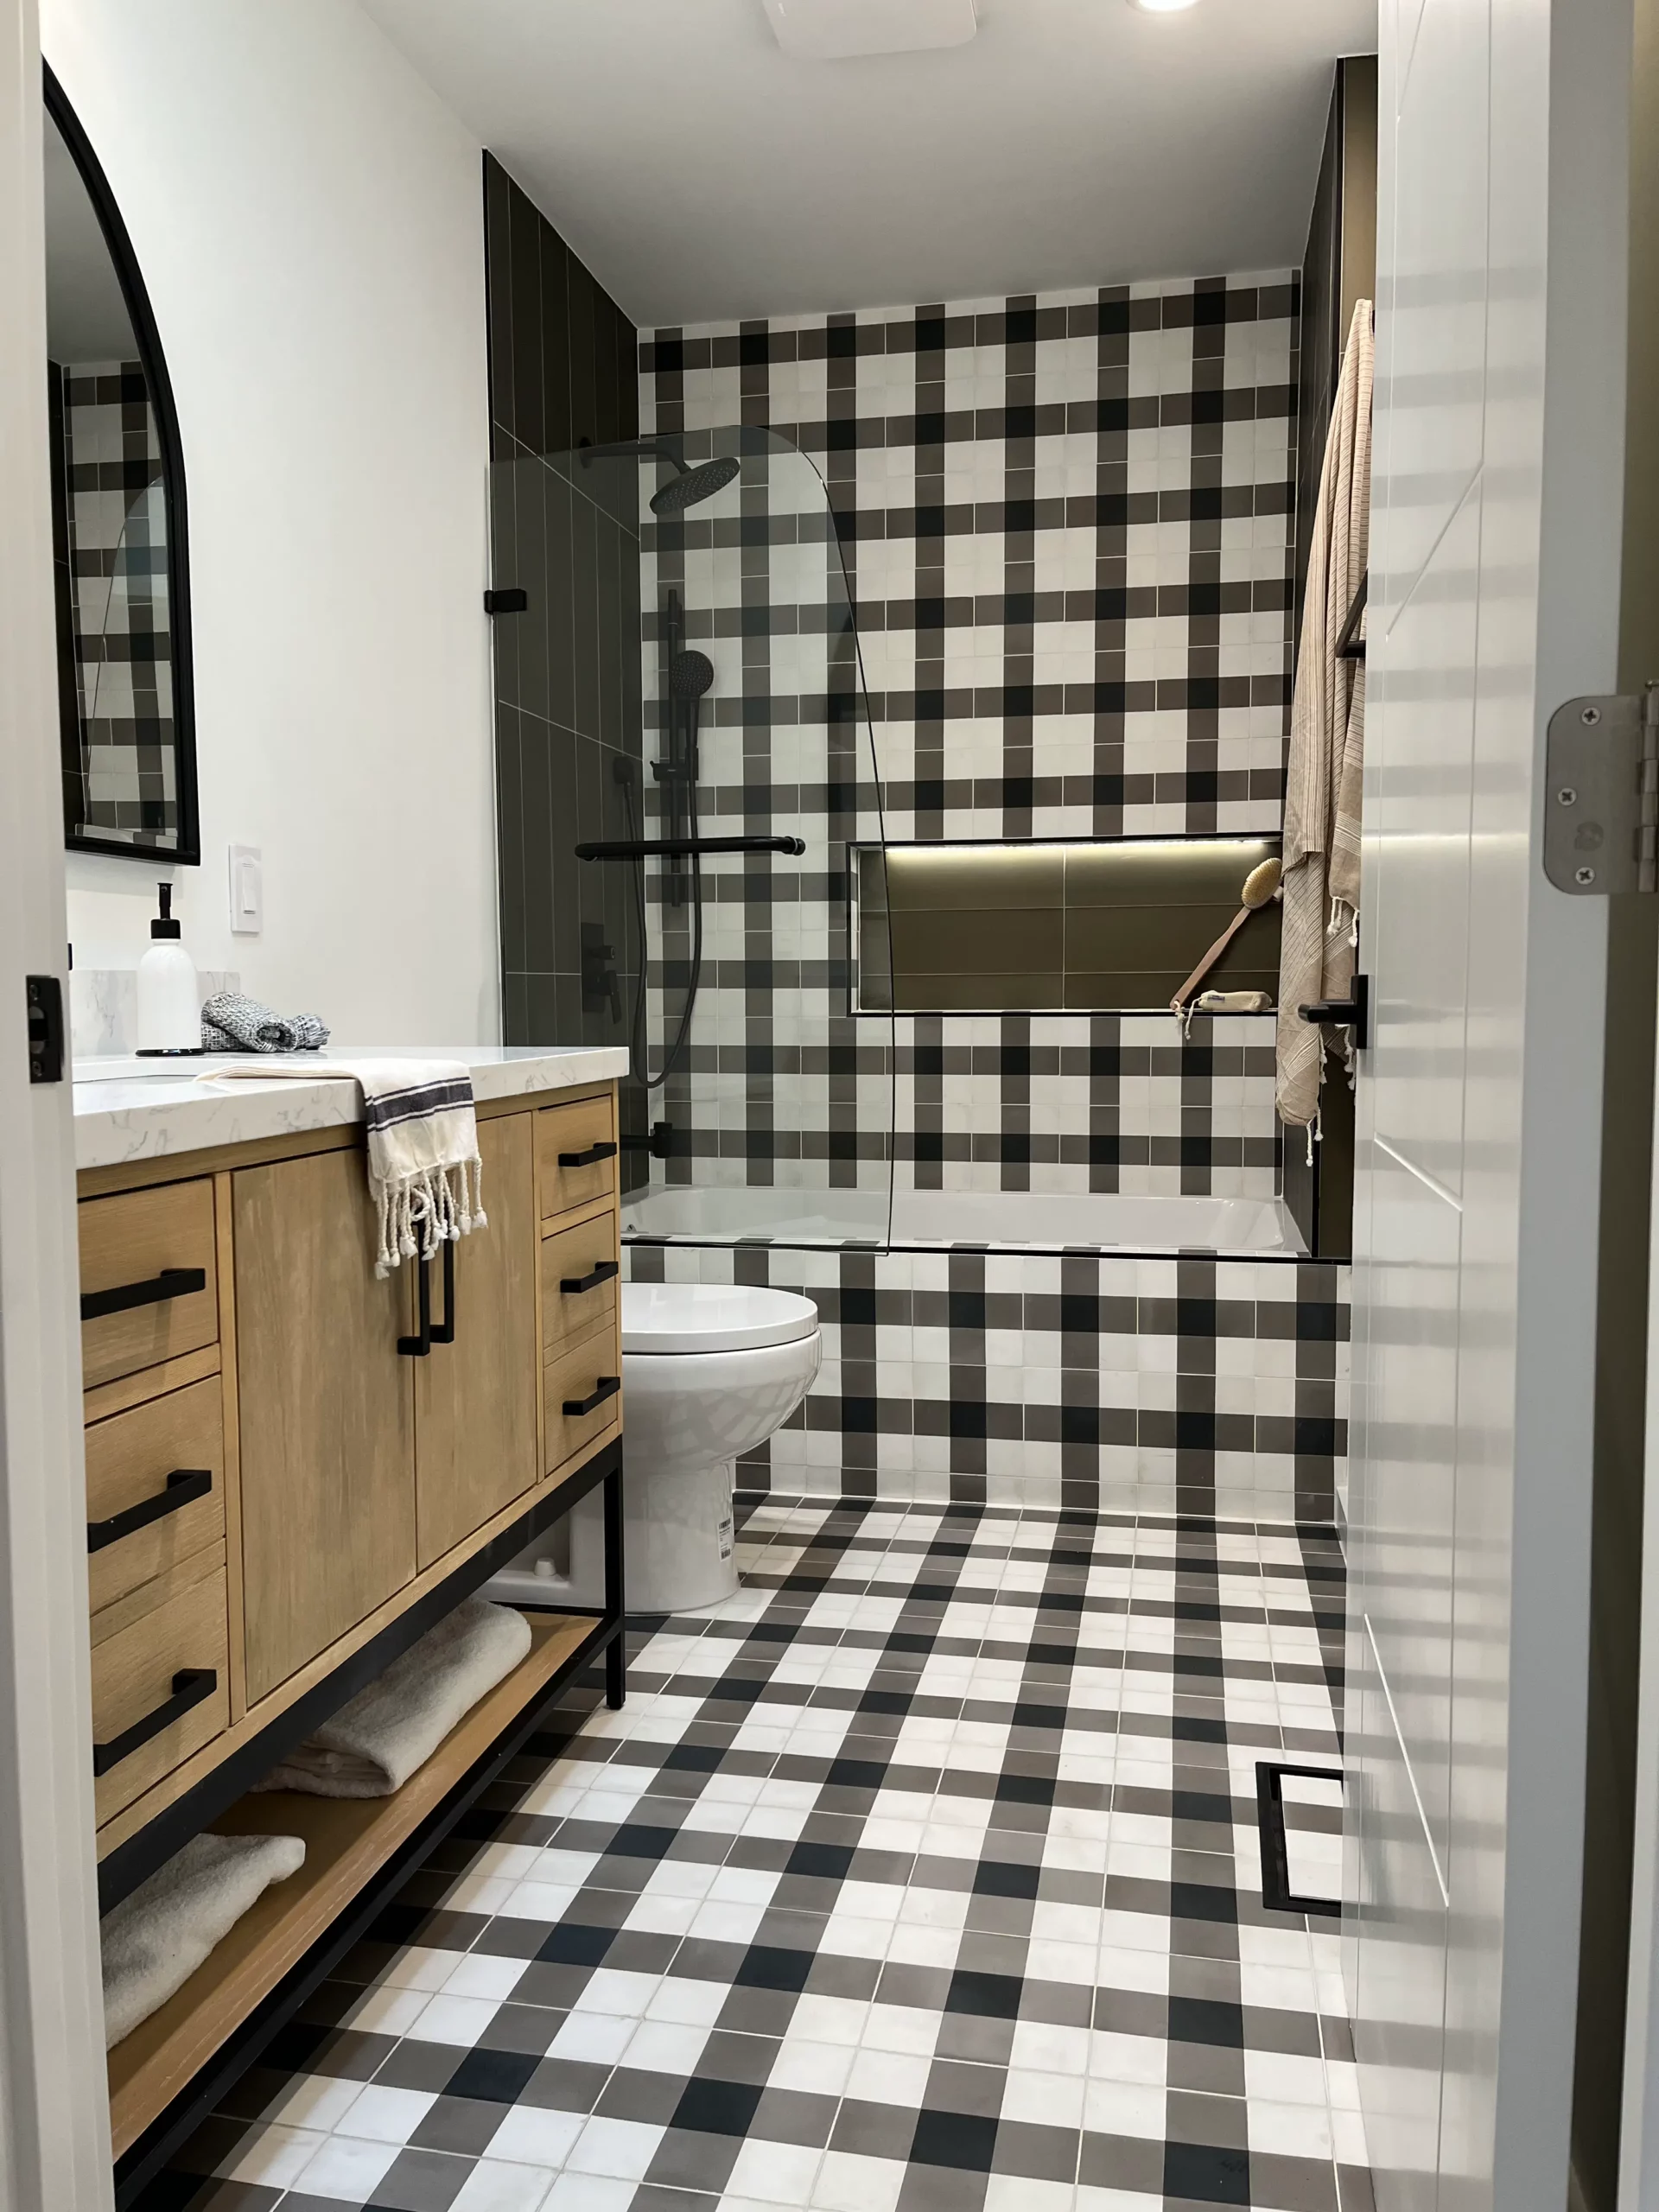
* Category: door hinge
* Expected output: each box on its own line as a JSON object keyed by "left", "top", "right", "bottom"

{"left": 1544, "top": 685, "right": 1659, "bottom": 893}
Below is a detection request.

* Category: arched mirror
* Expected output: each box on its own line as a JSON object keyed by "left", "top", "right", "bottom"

{"left": 43, "top": 65, "right": 198, "bottom": 861}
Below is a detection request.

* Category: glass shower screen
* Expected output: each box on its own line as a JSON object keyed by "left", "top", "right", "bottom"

{"left": 490, "top": 425, "right": 893, "bottom": 1245}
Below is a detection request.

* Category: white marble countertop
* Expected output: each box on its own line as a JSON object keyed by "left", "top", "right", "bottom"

{"left": 73, "top": 1046, "right": 630, "bottom": 1172}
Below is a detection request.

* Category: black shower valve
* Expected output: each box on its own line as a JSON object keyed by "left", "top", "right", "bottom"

{"left": 579, "top": 926, "right": 623, "bottom": 1022}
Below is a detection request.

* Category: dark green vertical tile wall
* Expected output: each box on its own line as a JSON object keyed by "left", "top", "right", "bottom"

{"left": 484, "top": 153, "right": 646, "bottom": 1181}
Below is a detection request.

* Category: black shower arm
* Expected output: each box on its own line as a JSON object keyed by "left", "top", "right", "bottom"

{"left": 575, "top": 836, "right": 805, "bottom": 861}
{"left": 577, "top": 436, "right": 688, "bottom": 475}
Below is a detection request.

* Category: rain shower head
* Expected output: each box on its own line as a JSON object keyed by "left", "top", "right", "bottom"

{"left": 650, "top": 455, "right": 741, "bottom": 515}
{"left": 669, "top": 648, "right": 715, "bottom": 697}
{"left": 576, "top": 437, "right": 741, "bottom": 515}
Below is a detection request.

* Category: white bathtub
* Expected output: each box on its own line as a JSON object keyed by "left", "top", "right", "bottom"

{"left": 622, "top": 1183, "right": 1305, "bottom": 1256}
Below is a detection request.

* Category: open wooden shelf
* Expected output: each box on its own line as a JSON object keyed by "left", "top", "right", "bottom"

{"left": 107, "top": 1609, "right": 598, "bottom": 2157}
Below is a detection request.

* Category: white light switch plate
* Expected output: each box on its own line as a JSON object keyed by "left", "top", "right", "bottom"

{"left": 228, "top": 844, "right": 263, "bottom": 935}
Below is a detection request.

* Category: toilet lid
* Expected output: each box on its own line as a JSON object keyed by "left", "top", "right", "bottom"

{"left": 621, "top": 1281, "right": 821, "bottom": 1355}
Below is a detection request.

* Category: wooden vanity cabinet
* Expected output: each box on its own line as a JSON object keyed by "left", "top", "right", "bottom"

{"left": 78, "top": 1079, "right": 623, "bottom": 1855}
{"left": 232, "top": 1147, "right": 417, "bottom": 1706}
{"left": 413, "top": 1111, "right": 539, "bottom": 1568}
{"left": 79, "top": 1077, "right": 626, "bottom": 2169}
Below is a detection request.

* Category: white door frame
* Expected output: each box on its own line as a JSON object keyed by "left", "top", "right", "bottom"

{"left": 0, "top": 0, "right": 120, "bottom": 2200}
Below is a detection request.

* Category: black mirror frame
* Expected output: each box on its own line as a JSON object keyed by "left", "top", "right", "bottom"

{"left": 45, "top": 61, "right": 200, "bottom": 866}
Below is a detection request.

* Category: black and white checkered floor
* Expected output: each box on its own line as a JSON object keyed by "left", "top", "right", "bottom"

{"left": 144, "top": 1497, "right": 1370, "bottom": 2212}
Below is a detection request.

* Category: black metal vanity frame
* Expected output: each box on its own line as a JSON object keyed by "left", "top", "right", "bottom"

{"left": 108, "top": 1438, "right": 626, "bottom": 2207}
{"left": 44, "top": 61, "right": 200, "bottom": 865}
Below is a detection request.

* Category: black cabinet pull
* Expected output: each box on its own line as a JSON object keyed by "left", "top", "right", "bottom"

{"left": 92, "top": 1669, "right": 216, "bottom": 1777}
{"left": 563, "top": 1376, "right": 620, "bottom": 1417}
{"left": 557, "top": 1141, "right": 617, "bottom": 1169}
{"left": 79, "top": 1267, "right": 207, "bottom": 1324}
{"left": 397, "top": 1251, "right": 432, "bottom": 1357}
{"left": 560, "top": 1259, "right": 620, "bottom": 1296}
{"left": 429, "top": 1236, "right": 457, "bottom": 1346}
{"left": 87, "top": 1468, "right": 212, "bottom": 1554}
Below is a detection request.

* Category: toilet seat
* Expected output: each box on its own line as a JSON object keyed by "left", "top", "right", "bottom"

{"left": 621, "top": 1281, "right": 820, "bottom": 1355}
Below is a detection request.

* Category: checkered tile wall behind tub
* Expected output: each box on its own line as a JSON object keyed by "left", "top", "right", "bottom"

{"left": 639, "top": 274, "right": 1297, "bottom": 1201}
{"left": 623, "top": 1241, "right": 1348, "bottom": 1526}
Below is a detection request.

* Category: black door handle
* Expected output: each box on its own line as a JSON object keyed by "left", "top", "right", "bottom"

{"left": 558, "top": 1141, "right": 618, "bottom": 1169}
{"left": 87, "top": 1468, "right": 213, "bottom": 1554}
{"left": 80, "top": 1267, "right": 207, "bottom": 1323}
{"left": 563, "top": 1376, "right": 621, "bottom": 1417}
{"left": 1298, "top": 971, "right": 1370, "bottom": 1050}
{"left": 397, "top": 1252, "right": 432, "bottom": 1356}
{"left": 560, "top": 1259, "right": 620, "bottom": 1295}
{"left": 92, "top": 1668, "right": 216, "bottom": 1777}
{"left": 429, "top": 1236, "right": 457, "bottom": 1346}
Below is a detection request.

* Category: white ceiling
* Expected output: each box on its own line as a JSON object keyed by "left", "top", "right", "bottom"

{"left": 363, "top": 0, "right": 1376, "bottom": 328}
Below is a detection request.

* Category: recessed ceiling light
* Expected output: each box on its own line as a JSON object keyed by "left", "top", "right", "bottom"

{"left": 762, "top": 0, "right": 978, "bottom": 60}
{"left": 1128, "top": 0, "right": 1201, "bottom": 12}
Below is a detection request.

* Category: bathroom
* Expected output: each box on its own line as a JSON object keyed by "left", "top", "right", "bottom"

{"left": 0, "top": 1, "right": 1652, "bottom": 2209}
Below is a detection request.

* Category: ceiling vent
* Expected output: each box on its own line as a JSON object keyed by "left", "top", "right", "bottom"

{"left": 761, "top": 0, "right": 978, "bottom": 60}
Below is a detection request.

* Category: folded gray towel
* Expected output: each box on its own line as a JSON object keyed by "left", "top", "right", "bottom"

{"left": 101, "top": 1830, "right": 305, "bottom": 2048}
{"left": 201, "top": 990, "right": 329, "bottom": 1053}
{"left": 252, "top": 1599, "right": 531, "bottom": 1798}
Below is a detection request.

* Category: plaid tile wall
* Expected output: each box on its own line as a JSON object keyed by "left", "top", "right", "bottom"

{"left": 637, "top": 274, "right": 1297, "bottom": 1199}
{"left": 623, "top": 1242, "right": 1348, "bottom": 1524}
{"left": 58, "top": 359, "right": 175, "bottom": 842}
{"left": 896, "top": 1011, "right": 1280, "bottom": 1198}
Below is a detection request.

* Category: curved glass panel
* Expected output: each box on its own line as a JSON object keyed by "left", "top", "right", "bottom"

{"left": 490, "top": 425, "right": 893, "bottom": 1246}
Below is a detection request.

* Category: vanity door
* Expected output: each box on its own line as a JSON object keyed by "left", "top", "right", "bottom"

{"left": 233, "top": 1147, "right": 416, "bottom": 1704}
{"left": 413, "top": 1110, "right": 538, "bottom": 1567}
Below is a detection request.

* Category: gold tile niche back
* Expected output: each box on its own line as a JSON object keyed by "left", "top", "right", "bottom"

{"left": 856, "top": 839, "right": 1282, "bottom": 1014}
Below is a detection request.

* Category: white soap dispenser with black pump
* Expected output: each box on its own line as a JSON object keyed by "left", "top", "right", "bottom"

{"left": 135, "top": 883, "right": 201, "bottom": 1055}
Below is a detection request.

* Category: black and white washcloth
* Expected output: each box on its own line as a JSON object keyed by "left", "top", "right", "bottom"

{"left": 200, "top": 991, "right": 330, "bottom": 1054}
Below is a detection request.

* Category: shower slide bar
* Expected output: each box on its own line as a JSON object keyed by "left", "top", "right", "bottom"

{"left": 575, "top": 836, "right": 806, "bottom": 861}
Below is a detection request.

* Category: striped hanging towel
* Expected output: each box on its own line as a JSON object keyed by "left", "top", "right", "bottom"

{"left": 347, "top": 1059, "right": 487, "bottom": 1276}
{"left": 196, "top": 1056, "right": 486, "bottom": 1274}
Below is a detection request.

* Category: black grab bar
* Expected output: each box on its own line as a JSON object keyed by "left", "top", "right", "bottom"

{"left": 575, "top": 836, "right": 805, "bottom": 861}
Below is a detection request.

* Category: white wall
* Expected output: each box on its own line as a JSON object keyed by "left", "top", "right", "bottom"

{"left": 1347, "top": 0, "right": 1630, "bottom": 2203}
{"left": 44, "top": 0, "right": 499, "bottom": 1046}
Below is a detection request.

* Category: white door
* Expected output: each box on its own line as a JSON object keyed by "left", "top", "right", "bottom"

{"left": 1346, "top": 0, "right": 1637, "bottom": 2207}
{"left": 0, "top": 0, "right": 120, "bottom": 2202}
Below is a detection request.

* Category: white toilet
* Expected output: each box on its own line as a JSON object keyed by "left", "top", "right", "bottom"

{"left": 489, "top": 1280, "right": 822, "bottom": 1616}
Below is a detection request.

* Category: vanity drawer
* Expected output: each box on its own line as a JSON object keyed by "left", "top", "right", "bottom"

{"left": 542, "top": 1211, "right": 620, "bottom": 1360}
{"left": 544, "top": 1325, "right": 621, "bottom": 1476}
{"left": 84, "top": 1377, "right": 226, "bottom": 1615}
{"left": 91, "top": 1553, "right": 230, "bottom": 1826}
{"left": 538, "top": 1096, "right": 617, "bottom": 1220}
{"left": 79, "top": 1179, "right": 219, "bottom": 1391}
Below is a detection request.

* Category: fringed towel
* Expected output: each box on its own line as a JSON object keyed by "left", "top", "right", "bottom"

{"left": 197, "top": 1055, "right": 486, "bottom": 1275}
{"left": 1278, "top": 297, "right": 1373, "bottom": 1135}
{"left": 200, "top": 990, "right": 329, "bottom": 1053}
{"left": 348, "top": 1058, "right": 487, "bottom": 1277}
{"left": 101, "top": 1831, "right": 304, "bottom": 2048}
{"left": 251, "top": 1599, "right": 531, "bottom": 1798}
